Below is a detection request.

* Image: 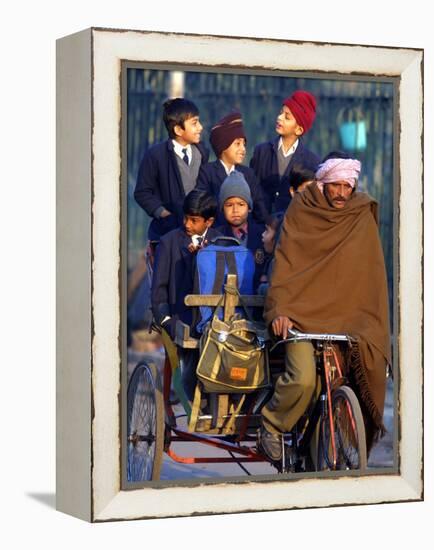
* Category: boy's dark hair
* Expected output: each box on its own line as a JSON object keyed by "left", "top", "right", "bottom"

{"left": 320, "top": 150, "right": 354, "bottom": 163}
{"left": 183, "top": 189, "right": 218, "bottom": 220}
{"left": 290, "top": 163, "right": 315, "bottom": 191}
{"left": 163, "top": 98, "right": 200, "bottom": 139}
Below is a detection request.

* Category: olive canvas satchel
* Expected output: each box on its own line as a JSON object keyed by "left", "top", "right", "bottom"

{"left": 195, "top": 295, "right": 270, "bottom": 394}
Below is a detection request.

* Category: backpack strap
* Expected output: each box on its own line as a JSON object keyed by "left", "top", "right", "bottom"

{"left": 224, "top": 251, "right": 238, "bottom": 280}
{"left": 212, "top": 251, "right": 227, "bottom": 294}
{"left": 214, "top": 250, "right": 254, "bottom": 322}
{"left": 212, "top": 250, "right": 239, "bottom": 295}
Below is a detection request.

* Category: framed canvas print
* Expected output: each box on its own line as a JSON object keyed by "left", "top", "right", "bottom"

{"left": 56, "top": 27, "right": 423, "bottom": 522}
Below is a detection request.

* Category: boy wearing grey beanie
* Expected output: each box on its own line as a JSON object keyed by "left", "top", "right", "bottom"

{"left": 217, "top": 172, "right": 266, "bottom": 291}
{"left": 218, "top": 171, "right": 253, "bottom": 211}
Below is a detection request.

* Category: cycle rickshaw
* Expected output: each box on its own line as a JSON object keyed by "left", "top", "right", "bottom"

{"left": 127, "top": 273, "right": 367, "bottom": 482}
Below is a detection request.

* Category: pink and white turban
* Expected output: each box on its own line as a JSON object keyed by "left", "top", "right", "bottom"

{"left": 315, "top": 158, "right": 361, "bottom": 193}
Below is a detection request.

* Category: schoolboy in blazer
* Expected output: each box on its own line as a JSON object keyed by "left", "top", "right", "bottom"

{"left": 196, "top": 111, "right": 267, "bottom": 225}
{"left": 134, "top": 98, "right": 209, "bottom": 240}
{"left": 250, "top": 90, "right": 320, "bottom": 213}
{"left": 151, "top": 189, "right": 221, "bottom": 338}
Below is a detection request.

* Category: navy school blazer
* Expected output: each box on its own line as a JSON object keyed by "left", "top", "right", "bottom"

{"left": 134, "top": 139, "right": 209, "bottom": 239}
{"left": 196, "top": 161, "right": 268, "bottom": 224}
{"left": 249, "top": 138, "right": 320, "bottom": 213}
{"left": 151, "top": 226, "right": 222, "bottom": 337}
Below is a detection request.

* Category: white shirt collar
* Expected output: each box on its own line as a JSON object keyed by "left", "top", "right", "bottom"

{"left": 172, "top": 140, "right": 192, "bottom": 162}
{"left": 219, "top": 159, "right": 236, "bottom": 175}
{"left": 191, "top": 228, "right": 209, "bottom": 247}
{"left": 278, "top": 138, "right": 299, "bottom": 158}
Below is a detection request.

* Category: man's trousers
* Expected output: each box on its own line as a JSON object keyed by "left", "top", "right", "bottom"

{"left": 262, "top": 341, "right": 316, "bottom": 433}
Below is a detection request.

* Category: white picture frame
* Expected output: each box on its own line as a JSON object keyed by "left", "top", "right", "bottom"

{"left": 56, "top": 27, "right": 423, "bottom": 522}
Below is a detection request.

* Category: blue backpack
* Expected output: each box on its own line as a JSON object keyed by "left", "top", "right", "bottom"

{"left": 195, "top": 237, "right": 255, "bottom": 333}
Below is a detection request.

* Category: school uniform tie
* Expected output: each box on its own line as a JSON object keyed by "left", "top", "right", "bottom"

{"left": 182, "top": 148, "right": 189, "bottom": 166}
{"left": 238, "top": 228, "right": 247, "bottom": 242}
{"left": 196, "top": 236, "right": 203, "bottom": 247}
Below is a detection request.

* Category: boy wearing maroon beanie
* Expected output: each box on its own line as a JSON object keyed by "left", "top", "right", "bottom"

{"left": 196, "top": 111, "right": 267, "bottom": 224}
{"left": 250, "top": 90, "right": 320, "bottom": 213}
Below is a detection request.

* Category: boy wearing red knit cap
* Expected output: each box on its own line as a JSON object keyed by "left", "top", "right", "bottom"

{"left": 196, "top": 111, "right": 268, "bottom": 224}
{"left": 250, "top": 90, "right": 320, "bottom": 213}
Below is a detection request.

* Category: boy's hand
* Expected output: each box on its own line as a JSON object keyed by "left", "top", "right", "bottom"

{"left": 187, "top": 242, "right": 203, "bottom": 254}
{"left": 271, "top": 316, "right": 294, "bottom": 339}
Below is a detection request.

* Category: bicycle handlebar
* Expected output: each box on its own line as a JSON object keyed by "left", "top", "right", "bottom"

{"left": 270, "top": 328, "right": 355, "bottom": 352}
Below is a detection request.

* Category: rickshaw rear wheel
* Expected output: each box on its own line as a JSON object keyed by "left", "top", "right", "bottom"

{"left": 127, "top": 361, "right": 164, "bottom": 482}
{"left": 317, "top": 385, "right": 367, "bottom": 471}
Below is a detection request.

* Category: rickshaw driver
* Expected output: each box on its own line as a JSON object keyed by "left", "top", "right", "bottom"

{"left": 258, "top": 152, "right": 391, "bottom": 463}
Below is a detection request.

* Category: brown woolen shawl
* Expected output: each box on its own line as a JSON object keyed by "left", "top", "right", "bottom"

{"left": 264, "top": 183, "right": 391, "bottom": 444}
